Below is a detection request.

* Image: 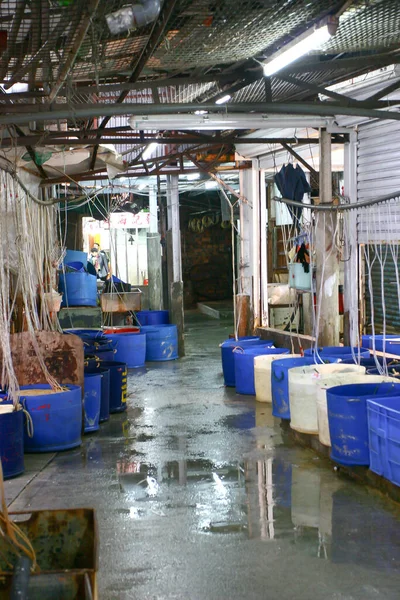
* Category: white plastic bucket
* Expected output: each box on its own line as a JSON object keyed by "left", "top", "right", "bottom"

{"left": 254, "top": 354, "right": 300, "bottom": 403}
{"left": 289, "top": 363, "right": 366, "bottom": 435}
{"left": 316, "top": 373, "right": 399, "bottom": 447}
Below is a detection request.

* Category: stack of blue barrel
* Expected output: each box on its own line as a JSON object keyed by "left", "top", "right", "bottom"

{"left": 62, "top": 329, "right": 127, "bottom": 443}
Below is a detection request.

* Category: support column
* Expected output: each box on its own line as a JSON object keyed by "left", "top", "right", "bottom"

{"left": 166, "top": 175, "right": 185, "bottom": 356}
{"left": 315, "top": 129, "right": 340, "bottom": 346}
{"left": 238, "top": 162, "right": 262, "bottom": 334}
{"left": 147, "top": 186, "right": 163, "bottom": 310}
{"left": 343, "top": 131, "right": 359, "bottom": 346}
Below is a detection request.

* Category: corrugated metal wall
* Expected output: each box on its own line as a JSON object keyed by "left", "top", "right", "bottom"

{"left": 357, "top": 120, "right": 400, "bottom": 332}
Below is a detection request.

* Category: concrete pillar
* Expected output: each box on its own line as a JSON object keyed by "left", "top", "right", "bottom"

{"left": 147, "top": 186, "right": 163, "bottom": 310}
{"left": 343, "top": 132, "right": 359, "bottom": 346}
{"left": 315, "top": 129, "right": 340, "bottom": 346}
{"left": 166, "top": 175, "right": 185, "bottom": 356}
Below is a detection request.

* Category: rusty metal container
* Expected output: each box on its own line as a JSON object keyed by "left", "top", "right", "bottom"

{"left": 0, "top": 508, "right": 98, "bottom": 599}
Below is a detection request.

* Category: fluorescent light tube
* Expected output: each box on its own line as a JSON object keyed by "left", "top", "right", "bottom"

{"left": 263, "top": 24, "right": 332, "bottom": 77}
{"left": 142, "top": 142, "right": 158, "bottom": 160}
{"left": 215, "top": 94, "right": 231, "bottom": 105}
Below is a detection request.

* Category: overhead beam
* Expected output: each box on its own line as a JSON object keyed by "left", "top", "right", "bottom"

{"left": 277, "top": 73, "right": 361, "bottom": 106}
{"left": 0, "top": 0, "right": 27, "bottom": 81}
{"left": 4, "top": 101, "right": 400, "bottom": 127}
{"left": 367, "top": 78, "right": 400, "bottom": 102}
{"left": 0, "top": 136, "right": 336, "bottom": 148}
{"left": 48, "top": 0, "right": 101, "bottom": 103}
{"left": 4, "top": 11, "right": 73, "bottom": 88}
{"left": 88, "top": 0, "right": 179, "bottom": 169}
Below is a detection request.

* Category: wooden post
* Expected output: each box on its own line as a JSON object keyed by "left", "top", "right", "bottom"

{"left": 315, "top": 129, "right": 340, "bottom": 346}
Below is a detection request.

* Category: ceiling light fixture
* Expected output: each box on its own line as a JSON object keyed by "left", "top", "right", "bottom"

{"left": 215, "top": 94, "right": 231, "bottom": 105}
{"left": 142, "top": 142, "right": 158, "bottom": 160}
{"left": 263, "top": 19, "right": 338, "bottom": 77}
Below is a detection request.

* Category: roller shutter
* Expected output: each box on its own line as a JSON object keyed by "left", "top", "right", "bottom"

{"left": 357, "top": 119, "right": 400, "bottom": 244}
{"left": 357, "top": 120, "right": 400, "bottom": 332}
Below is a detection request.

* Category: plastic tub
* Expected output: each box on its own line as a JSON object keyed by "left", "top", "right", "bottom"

{"left": 64, "top": 249, "right": 88, "bottom": 265}
{"left": 367, "top": 395, "right": 400, "bottom": 485}
{"left": 220, "top": 337, "right": 272, "bottom": 387}
{"left": 86, "top": 361, "right": 127, "bottom": 413}
{"left": 84, "top": 367, "right": 110, "bottom": 423}
{"left": 59, "top": 272, "right": 98, "bottom": 307}
{"left": 327, "top": 380, "right": 400, "bottom": 465}
{"left": 367, "top": 366, "right": 400, "bottom": 377}
{"left": 21, "top": 384, "right": 82, "bottom": 452}
{"left": 289, "top": 363, "right": 366, "bottom": 435}
{"left": 271, "top": 357, "right": 315, "bottom": 419}
{"left": 0, "top": 405, "right": 24, "bottom": 479}
{"left": 136, "top": 310, "right": 170, "bottom": 326}
{"left": 105, "top": 333, "right": 146, "bottom": 368}
{"left": 254, "top": 350, "right": 291, "bottom": 403}
{"left": 234, "top": 346, "right": 278, "bottom": 395}
{"left": 141, "top": 324, "right": 178, "bottom": 361}
{"left": 83, "top": 373, "right": 101, "bottom": 433}
{"left": 315, "top": 371, "right": 381, "bottom": 447}
{"left": 304, "top": 346, "right": 370, "bottom": 363}
{"left": 362, "top": 334, "right": 400, "bottom": 356}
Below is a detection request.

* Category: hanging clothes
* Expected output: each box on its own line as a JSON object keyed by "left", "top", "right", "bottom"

{"left": 274, "top": 163, "right": 311, "bottom": 227}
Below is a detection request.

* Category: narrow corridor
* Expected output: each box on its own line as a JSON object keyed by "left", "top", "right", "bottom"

{"left": 6, "top": 313, "right": 400, "bottom": 599}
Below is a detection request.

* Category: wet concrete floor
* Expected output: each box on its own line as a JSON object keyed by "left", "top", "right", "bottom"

{"left": 5, "top": 311, "right": 400, "bottom": 599}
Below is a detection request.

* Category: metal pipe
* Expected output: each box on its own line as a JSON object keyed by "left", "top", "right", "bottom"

{"left": 0, "top": 136, "right": 335, "bottom": 147}
{"left": 2, "top": 102, "right": 400, "bottom": 126}
{"left": 273, "top": 191, "right": 400, "bottom": 211}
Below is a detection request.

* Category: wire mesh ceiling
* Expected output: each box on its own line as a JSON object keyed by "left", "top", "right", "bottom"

{"left": 0, "top": 0, "right": 398, "bottom": 97}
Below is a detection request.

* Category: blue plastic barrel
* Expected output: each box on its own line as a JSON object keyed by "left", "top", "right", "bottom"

{"left": 220, "top": 337, "right": 273, "bottom": 387}
{"left": 140, "top": 325, "right": 178, "bottom": 361}
{"left": 65, "top": 261, "right": 86, "bottom": 272}
{"left": 59, "top": 272, "right": 98, "bottom": 307}
{"left": 83, "top": 373, "right": 101, "bottom": 433}
{"left": 304, "top": 346, "right": 370, "bottom": 363}
{"left": 367, "top": 366, "right": 400, "bottom": 377}
{"left": 21, "top": 384, "right": 82, "bottom": 452}
{"left": 0, "top": 405, "right": 24, "bottom": 479}
{"left": 271, "top": 357, "right": 316, "bottom": 419}
{"left": 85, "top": 367, "right": 110, "bottom": 422}
{"left": 105, "top": 333, "right": 146, "bottom": 368}
{"left": 234, "top": 347, "right": 288, "bottom": 395}
{"left": 362, "top": 334, "right": 400, "bottom": 355}
{"left": 136, "top": 310, "right": 170, "bottom": 326}
{"left": 327, "top": 381, "right": 400, "bottom": 466}
{"left": 64, "top": 249, "right": 88, "bottom": 265}
{"left": 341, "top": 356, "right": 387, "bottom": 369}
{"left": 85, "top": 346, "right": 115, "bottom": 362}
{"left": 87, "top": 361, "right": 127, "bottom": 413}
{"left": 64, "top": 328, "right": 103, "bottom": 338}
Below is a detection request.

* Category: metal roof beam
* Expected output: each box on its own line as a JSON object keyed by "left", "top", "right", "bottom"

{"left": 4, "top": 102, "right": 400, "bottom": 127}
{"left": 88, "top": 0, "right": 179, "bottom": 169}
{"left": 48, "top": 0, "right": 101, "bottom": 103}
{"left": 0, "top": 136, "right": 338, "bottom": 148}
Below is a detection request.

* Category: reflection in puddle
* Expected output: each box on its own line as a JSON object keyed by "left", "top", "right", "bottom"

{"left": 116, "top": 447, "right": 400, "bottom": 571}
